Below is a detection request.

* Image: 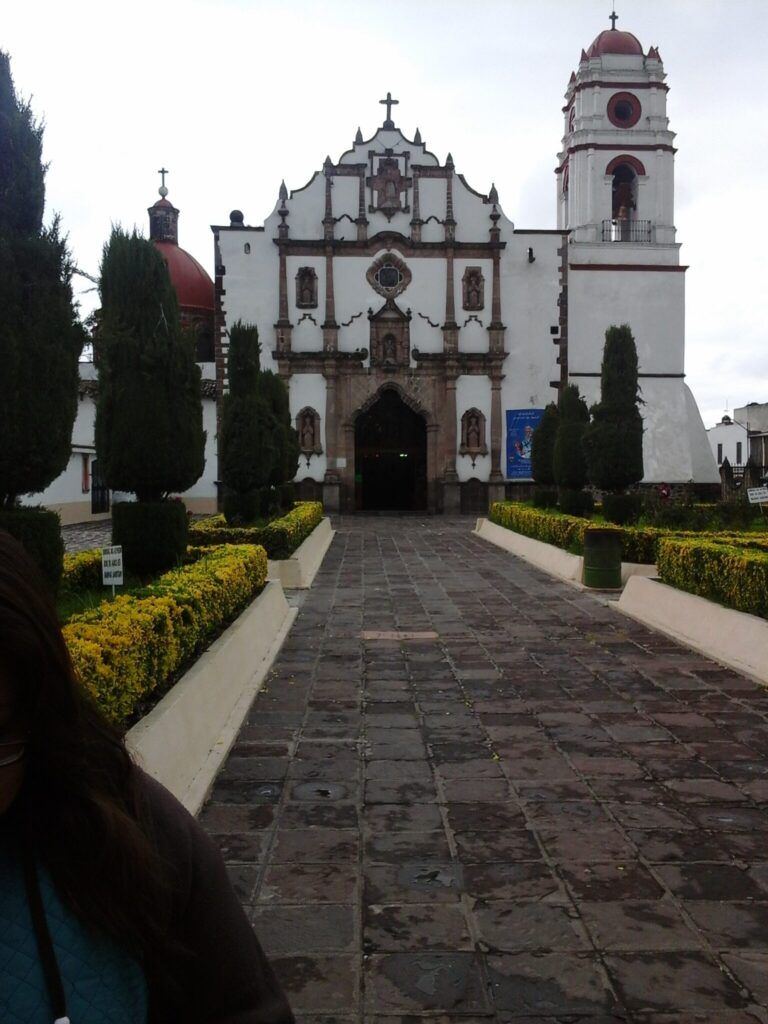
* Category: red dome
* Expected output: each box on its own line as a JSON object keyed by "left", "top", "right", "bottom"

{"left": 587, "top": 29, "right": 643, "bottom": 58}
{"left": 154, "top": 240, "right": 214, "bottom": 312}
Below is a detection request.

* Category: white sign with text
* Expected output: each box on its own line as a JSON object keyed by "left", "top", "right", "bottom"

{"left": 747, "top": 487, "right": 768, "bottom": 505}
{"left": 102, "top": 545, "right": 124, "bottom": 586}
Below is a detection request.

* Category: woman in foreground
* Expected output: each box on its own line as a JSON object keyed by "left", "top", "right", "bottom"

{"left": 0, "top": 530, "right": 294, "bottom": 1023}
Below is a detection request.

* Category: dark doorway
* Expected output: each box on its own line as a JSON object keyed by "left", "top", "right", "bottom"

{"left": 355, "top": 389, "right": 427, "bottom": 511}
{"left": 90, "top": 460, "right": 110, "bottom": 514}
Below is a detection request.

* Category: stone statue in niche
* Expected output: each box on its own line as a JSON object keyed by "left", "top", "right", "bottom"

{"left": 367, "top": 155, "right": 411, "bottom": 220}
{"left": 296, "top": 267, "right": 318, "bottom": 308}
{"left": 296, "top": 407, "right": 323, "bottom": 463}
{"left": 383, "top": 335, "right": 397, "bottom": 363}
{"left": 462, "top": 267, "right": 484, "bottom": 311}
{"left": 459, "top": 408, "right": 489, "bottom": 467}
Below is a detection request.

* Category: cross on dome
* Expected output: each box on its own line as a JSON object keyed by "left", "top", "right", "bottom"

{"left": 379, "top": 92, "right": 399, "bottom": 128}
{"left": 158, "top": 166, "right": 169, "bottom": 198}
{"left": 609, "top": 9, "right": 618, "bottom": 29}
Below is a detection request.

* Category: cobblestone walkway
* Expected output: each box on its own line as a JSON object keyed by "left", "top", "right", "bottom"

{"left": 201, "top": 516, "right": 768, "bottom": 1023}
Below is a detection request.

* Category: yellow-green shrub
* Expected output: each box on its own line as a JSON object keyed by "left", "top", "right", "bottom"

{"left": 657, "top": 537, "right": 768, "bottom": 619}
{"left": 63, "top": 543, "right": 268, "bottom": 725}
{"left": 62, "top": 548, "right": 103, "bottom": 592}
{"left": 189, "top": 500, "right": 323, "bottom": 559}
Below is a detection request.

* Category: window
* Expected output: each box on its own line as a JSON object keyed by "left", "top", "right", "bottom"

{"left": 736, "top": 441, "right": 743, "bottom": 464}
{"left": 717, "top": 443, "right": 723, "bottom": 464}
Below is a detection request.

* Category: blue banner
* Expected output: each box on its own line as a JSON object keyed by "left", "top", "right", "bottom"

{"left": 506, "top": 408, "right": 544, "bottom": 479}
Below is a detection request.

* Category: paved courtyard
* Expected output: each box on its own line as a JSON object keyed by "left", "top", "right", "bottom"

{"left": 200, "top": 516, "right": 768, "bottom": 1023}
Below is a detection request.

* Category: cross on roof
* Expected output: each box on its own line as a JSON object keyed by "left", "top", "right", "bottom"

{"left": 158, "top": 167, "right": 169, "bottom": 197}
{"left": 380, "top": 92, "right": 399, "bottom": 126}
{"left": 609, "top": 9, "right": 618, "bottom": 29}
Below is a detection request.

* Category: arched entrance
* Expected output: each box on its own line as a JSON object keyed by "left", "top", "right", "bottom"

{"left": 355, "top": 388, "right": 427, "bottom": 511}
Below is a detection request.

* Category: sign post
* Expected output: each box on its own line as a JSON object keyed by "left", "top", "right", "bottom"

{"left": 747, "top": 487, "right": 768, "bottom": 516}
{"left": 102, "top": 545, "right": 124, "bottom": 597}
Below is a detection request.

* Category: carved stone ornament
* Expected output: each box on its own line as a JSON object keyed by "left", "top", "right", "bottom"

{"left": 462, "top": 267, "right": 485, "bottom": 311}
{"left": 295, "top": 267, "right": 318, "bottom": 308}
{"left": 296, "top": 406, "right": 323, "bottom": 463}
{"left": 459, "top": 408, "right": 489, "bottom": 466}
{"left": 366, "top": 252, "right": 412, "bottom": 300}
{"left": 367, "top": 155, "right": 411, "bottom": 220}
{"left": 368, "top": 298, "right": 412, "bottom": 369}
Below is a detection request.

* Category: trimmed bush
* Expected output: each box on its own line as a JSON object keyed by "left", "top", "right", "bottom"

{"left": 553, "top": 385, "right": 589, "bottom": 492}
{"left": 558, "top": 489, "right": 594, "bottom": 518}
{"left": 602, "top": 493, "right": 643, "bottom": 526}
{"left": 61, "top": 548, "right": 103, "bottom": 592}
{"left": 531, "top": 403, "right": 558, "bottom": 486}
{"left": 532, "top": 487, "right": 558, "bottom": 509}
{"left": 657, "top": 537, "right": 768, "bottom": 619}
{"left": 112, "top": 500, "right": 188, "bottom": 576}
{"left": 63, "top": 543, "right": 268, "bottom": 724}
{"left": 0, "top": 507, "right": 64, "bottom": 590}
{"left": 189, "top": 501, "right": 323, "bottom": 560}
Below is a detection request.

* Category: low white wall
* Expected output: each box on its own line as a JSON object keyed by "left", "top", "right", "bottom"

{"left": 474, "top": 518, "right": 583, "bottom": 583}
{"left": 126, "top": 581, "right": 296, "bottom": 814}
{"left": 268, "top": 517, "right": 335, "bottom": 589}
{"left": 619, "top": 576, "right": 768, "bottom": 686}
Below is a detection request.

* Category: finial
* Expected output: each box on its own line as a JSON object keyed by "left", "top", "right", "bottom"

{"left": 609, "top": 7, "right": 618, "bottom": 29}
{"left": 323, "top": 155, "right": 333, "bottom": 171}
{"left": 446, "top": 152, "right": 454, "bottom": 169}
{"left": 379, "top": 91, "right": 399, "bottom": 128}
{"left": 158, "top": 166, "right": 169, "bottom": 198}
{"left": 580, "top": 48, "right": 588, "bottom": 62}
{"left": 489, "top": 183, "right": 498, "bottom": 204}
{"left": 279, "top": 180, "right": 288, "bottom": 202}
{"left": 414, "top": 127, "right": 422, "bottom": 145}
{"left": 355, "top": 126, "right": 363, "bottom": 143}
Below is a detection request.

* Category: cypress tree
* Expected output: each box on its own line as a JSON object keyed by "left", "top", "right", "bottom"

{"left": 219, "top": 322, "right": 275, "bottom": 521}
{"left": 95, "top": 228, "right": 205, "bottom": 502}
{"left": 583, "top": 324, "right": 644, "bottom": 493}
{"left": 530, "top": 402, "right": 559, "bottom": 486}
{"left": 0, "top": 51, "right": 84, "bottom": 508}
{"left": 553, "top": 385, "right": 589, "bottom": 491}
{"left": 258, "top": 369, "right": 300, "bottom": 487}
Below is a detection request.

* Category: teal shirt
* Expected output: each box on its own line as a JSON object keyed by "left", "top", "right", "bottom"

{"left": 0, "top": 814, "right": 148, "bottom": 1023}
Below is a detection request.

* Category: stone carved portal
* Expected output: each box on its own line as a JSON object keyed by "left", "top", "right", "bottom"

{"left": 354, "top": 388, "right": 427, "bottom": 511}
{"left": 368, "top": 298, "right": 411, "bottom": 368}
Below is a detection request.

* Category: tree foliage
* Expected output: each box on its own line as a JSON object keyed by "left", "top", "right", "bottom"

{"left": 583, "top": 324, "right": 644, "bottom": 492}
{"left": 258, "top": 369, "right": 300, "bottom": 486}
{"left": 219, "top": 322, "right": 275, "bottom": 503}
{"left": 95, "top": 228, "right": 205, "bottom": 503}
{"left": 553, "top": 384, "right": 589, "bottom": 491}
{"left": 0, "top": 51, "right": 84, "bottom": 506}
{"left": 530, "top": 402, "right": 559, "bottom": 486}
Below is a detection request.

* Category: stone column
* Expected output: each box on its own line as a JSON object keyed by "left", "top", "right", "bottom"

{"left": 322, "top": 368, "right": 340, "bottom": 511}
{"left": 443, "top": 366, "right": 460, "bottom": 512}
{"left": 322, "top": 158, "right": 339, "bottom": 353}
{"left": 275, "top": 181, "right": 293, "bottom": 354}
{"left": 488, "top": 370, "right": 506, "bottom": 504}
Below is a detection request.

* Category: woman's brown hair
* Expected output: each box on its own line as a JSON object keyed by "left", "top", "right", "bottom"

{"left": 0, "top": 530, "right": 174, "bottom": 956}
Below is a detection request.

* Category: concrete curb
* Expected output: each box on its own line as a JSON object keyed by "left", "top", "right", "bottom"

{"left": 474, "top": 518, "right": 658, "bottom": 588}
{"left": 268, "top": 517, "right": 335, "bottom": 589}
{"left": 618, "top": 575, "right": 768, "bottom": 686}
{"left": 126, "top": 580, "right": 297, "bottom": 814}
{"left": 474, "top": 517, "right": 584, "bottom": 583}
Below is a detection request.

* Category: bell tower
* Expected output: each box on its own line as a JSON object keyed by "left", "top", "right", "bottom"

{"left": 557, "top": 20, "right": 676, "bottom": 247}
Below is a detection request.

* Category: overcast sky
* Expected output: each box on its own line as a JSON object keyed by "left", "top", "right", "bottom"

{"left": 5, "top": 0, "right": 767, "bottom": 429}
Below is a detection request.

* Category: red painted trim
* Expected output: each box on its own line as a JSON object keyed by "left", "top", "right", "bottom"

{"left": 606, "top": 154, "right": 646, "bottom": 175}
{"left": 570, "top": 263, "right": 687, "bottom": 272}
{"left": 607, "top": 92, "right": 642, "bottom": 128}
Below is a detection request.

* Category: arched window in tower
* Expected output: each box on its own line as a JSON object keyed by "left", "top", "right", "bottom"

{"left": 561, "top": 162, "right": 570, "bottom": 196}
{"left": 611, "top": 163, "right": 637, "bottom": 237}
{"left": 568, "top": 106, "right": 576, "bottom": 134}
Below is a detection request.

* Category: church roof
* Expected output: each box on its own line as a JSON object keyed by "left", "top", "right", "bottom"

{"left": 586, "top": 28, "right": 644, "bottom": 57}
{"left": 154, "top": 240, "right": 215, "bottom": 313}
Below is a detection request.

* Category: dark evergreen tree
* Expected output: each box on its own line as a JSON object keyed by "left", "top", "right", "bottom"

{"left": 530, "top": 403, "right": 559, "bottom": 486}
{"left": 553, "top": 385, "right": 589, "bottom": 491}
{"left": 583, "top": 324, "right": 644, "bottom": 493}
{"left": 0, "top": 51, "right": 84, "bottom": 508}
{"left": 258, "top": 370, "right": 300, "bottom": 487}
{"left": 219, "top": 322, "right": 275, "bottom": 521}
{"left": 95, "top": 228, "right": 205, "bottom": 503}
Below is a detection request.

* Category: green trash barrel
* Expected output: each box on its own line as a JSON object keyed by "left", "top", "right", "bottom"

{"left": 583, "top": 527, "right": 622, "bottom": 589}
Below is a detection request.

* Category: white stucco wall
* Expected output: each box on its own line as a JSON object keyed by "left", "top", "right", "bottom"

{"left": 707, "top": 418, "right": 748, "bottom": 467}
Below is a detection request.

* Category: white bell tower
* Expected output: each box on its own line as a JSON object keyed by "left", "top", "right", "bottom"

{"left": 556, "top": 18, "right": 718, "bottom": 486}
{"left": 557, "top": 20, "right": 676, "bottom": 247}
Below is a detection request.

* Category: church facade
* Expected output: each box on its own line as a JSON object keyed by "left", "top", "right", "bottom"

{"left": 213, "top": 21, "right": 717, "bottom": 514}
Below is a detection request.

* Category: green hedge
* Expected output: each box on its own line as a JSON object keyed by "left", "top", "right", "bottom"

{"left": 64, "top": 543, "right": 268, "bottom": 725}
{"left": 657, "top": 537, "right": 768, "bottom": 619}
{"left": 189, "top": 500, "right": 323, "bottom": 560}
{"left": 0, "top": 508, "right": 64, "bottom": 590}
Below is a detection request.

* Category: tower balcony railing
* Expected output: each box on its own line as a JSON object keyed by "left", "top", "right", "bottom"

{"left": 601, "top": 219, "right": 654, "bottom": 243}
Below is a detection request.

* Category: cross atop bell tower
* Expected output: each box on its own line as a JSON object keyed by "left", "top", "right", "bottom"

{"left": 379, "top": 92, "right": 399, "bottom": 129}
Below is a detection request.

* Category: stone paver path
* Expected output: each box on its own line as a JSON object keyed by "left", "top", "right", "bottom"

{"left": 201, "top": 516, "right": 768, "bottom": 1023}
